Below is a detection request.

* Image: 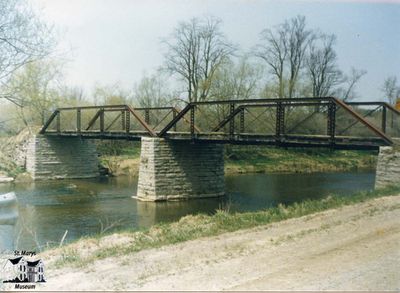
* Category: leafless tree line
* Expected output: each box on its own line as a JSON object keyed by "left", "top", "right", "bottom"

{"left": 163, "top": 16, "right": 236, "bottom": 102}
{"left": 0, "top": 0, "right": 56, "bottom": 106}
{"left": 0, "top": 1, "right": 398, "bottom": 133}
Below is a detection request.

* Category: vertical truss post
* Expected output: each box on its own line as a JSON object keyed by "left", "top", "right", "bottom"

{"left": 382, "top": 106, "right": 387, "bottom": 133}
{"left": 229, "top": 103, "right": 235, "bottom": 139}
{"left": 327, "top": 101, "right": 336, "bottom": 145}
{"left": 56, "top": 112, "right": 61, "bottom": 133}
{"left": 190, "top": 105, "right": 195, "bottom": 139}
{"left": 121, "top": 110, "right": 126, "bottom": 131}
{"left": 275, "top": 102, "right": 285, "bottom": 140}
{"left": 76, "top": 109, "right": 81, "bottom": 133}
{"left": 100, "top": 108, "right": 105, "bottom": 133}
{"left": 145, "top": 109, "right": 150, "bottom": 125}
{"left": 125, "top": 110, "right": 130, "bottom": 133}
{"left": 240, "top": 108, "right": 245, "bottom": 134}
{"left": 172, "top": 109, "right": 177, "bottom": 132}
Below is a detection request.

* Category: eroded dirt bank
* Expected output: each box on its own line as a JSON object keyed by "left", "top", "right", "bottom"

{"left": 37, "top": 195, "right": 400, "bottom": 291}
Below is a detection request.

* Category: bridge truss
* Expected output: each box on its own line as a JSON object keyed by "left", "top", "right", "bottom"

{"left": 40, "top": 97, "right": 400, "bottom": 150}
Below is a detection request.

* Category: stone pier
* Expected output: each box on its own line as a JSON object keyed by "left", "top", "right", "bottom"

{"left": 136, "top": 137, "right": 225, "bottom": 201}
{"left": 26, "top": 135, "right": 99, "bottom": 180}
{"left": 375, "top": 142, "right": 400, "bottom": 189}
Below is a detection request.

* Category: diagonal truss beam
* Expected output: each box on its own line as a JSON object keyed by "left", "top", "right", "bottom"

{"left": 212, "top": 107, "right": 243, "bottom": 132}
{"left": 173, "top": 107, "right": 201, "bottom": 133}
{"left": 332, "top": 98, "right": 393, "bottom": 145}
{"left": 158, "top": 104, "right": 192, "bottom": 136}
{"left": 338, "top": 105, "right": 382, "bottom": 135}
{"left": 39, "top": 110, "right": 59, "bottom": 134}
{"left": 126, "top": 106, "right": 157, "bottom": 137}
{"left": 86, "top": 110, "right": 101, "bottom": 130}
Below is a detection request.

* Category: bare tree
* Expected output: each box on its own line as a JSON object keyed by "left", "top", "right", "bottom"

{"left": 286, "top": 16, "right": 313, "bottom": 99}
{"left": 93, "top": 83, "right": 131, "bottom": 105}
{"left": 58, "top": 86, "right": 86, "bottom": 106}
{"left": 7, "top": 60, "right": 62, "bottom": 127}
{"left": 205, "top": 57, "right": 263, "bottom": 124}
{"left": 336, "top": 68, "right": 367, "bottom": 101}
{"left": 306, "top": 33, "right": 344, "bottom": 97}
{"left": 163, "top": 16, "right": 235, "bottom": 102}
{"left": 209, "top": 57, "right": 263, "bottom": 100}
{"left": 254, "top": 21, "right": 287, "bottom": 98}
{"left": 254, "top": 15, "right": 312, "bottom": 99}
{"left": 0, "top": 0, "right": 56, "bottom": 105}
{"left": 133, "top": 73, "right": 171, "bottom": 107}
{"left": 381, "top": 76, "right": 400, "bottom": 105}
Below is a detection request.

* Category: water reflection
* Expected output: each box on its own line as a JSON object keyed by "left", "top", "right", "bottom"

{"left": 0, "top": 171, "right": 375, "bottom": 250}
{"left": 135, "top": 197, "right": 228, "bottom": 227}
{"left": 225, "top": 172, "right": 375, "bottom": 209}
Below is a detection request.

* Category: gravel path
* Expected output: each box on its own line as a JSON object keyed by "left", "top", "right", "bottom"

{"left": 35, "top": 195, "right": 400, "bottom": 291}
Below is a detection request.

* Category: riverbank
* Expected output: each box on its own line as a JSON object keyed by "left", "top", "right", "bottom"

{"left": 0, "top": 128, "right": 36, "bottom": 182}
{"left": 0, "top": 130, "right": 378, "bottom": 179}
{"left": 34, "top": 186, "right": 400, "bottom": 291}
{"left": 100, "top": 145, "right": 377, "bottom": 176}
{"left": 224, "top": 146, "right": 376, "bottom": 174}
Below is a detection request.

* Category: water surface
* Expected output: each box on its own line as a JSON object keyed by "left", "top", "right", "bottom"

{"left": 0, "top": 171, "right": 375, "bottom": 250}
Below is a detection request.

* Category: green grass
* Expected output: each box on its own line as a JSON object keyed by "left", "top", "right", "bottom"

{"left": 52, "top": 184, "right": 400, "bottom": 269}
{"left": 96, "top": 140, "right": 141, "bottom": 156}
{"left": 225, "top": 145, "right": 377, "bottom": 174}
{"left": 0, "top": 152, "right": 22, "bottom": 177}
{"left": 98, "top": 145, "right": 378, "bottom": 176}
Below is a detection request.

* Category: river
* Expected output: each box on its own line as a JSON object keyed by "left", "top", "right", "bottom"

{"left": 0, "top": 171, "right": 375, "bottom": 250}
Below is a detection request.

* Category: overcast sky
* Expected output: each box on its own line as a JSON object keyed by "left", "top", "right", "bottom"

{"left": 31, "top": 0, "right": 400, "bottom": 101}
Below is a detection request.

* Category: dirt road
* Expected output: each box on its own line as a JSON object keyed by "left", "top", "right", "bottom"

{"left": 40, "top": 195, "right": 400, "bottom": 291}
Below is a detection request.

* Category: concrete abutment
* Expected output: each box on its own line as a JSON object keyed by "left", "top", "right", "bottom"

{"left": 136, "top": 137, "right": 225, "bottom": 201}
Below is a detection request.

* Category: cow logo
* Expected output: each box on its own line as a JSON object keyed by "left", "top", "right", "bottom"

{"left": 1, "top": 251, "right": 45, "bottom": 290}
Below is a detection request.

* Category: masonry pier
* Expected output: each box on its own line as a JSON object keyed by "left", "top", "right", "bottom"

{"left": 136, "top": 137, "right": 225, "bottom": 201}
{"left": 375, "top": 140, "right": 400, "bottom": 189}
{"left": 26, "top": 135, "right": 99, "bottom": 180}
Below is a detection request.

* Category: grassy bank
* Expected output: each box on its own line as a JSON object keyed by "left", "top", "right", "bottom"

{"left": 99, "top": 143, "right": 377, "bottom": 176}
{"left": 225, "top": 146, "right": 377, "bottom": 174}
{"left": 50, "top": 184, "right": 400, "bottom": 269}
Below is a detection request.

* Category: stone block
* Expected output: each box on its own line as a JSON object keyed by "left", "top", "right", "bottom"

{"left": 136, "top": 137, "right": 225, "bottom": 201}
{"left": 26, "top": 135, "right": 99, "bottom": 180}
{"left": 375, "top": 145, "right": 400, "bottom": 189}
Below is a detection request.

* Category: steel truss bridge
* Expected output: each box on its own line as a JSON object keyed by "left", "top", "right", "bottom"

{"left": 40, "top": 97, "right": 400, "bottom": 150}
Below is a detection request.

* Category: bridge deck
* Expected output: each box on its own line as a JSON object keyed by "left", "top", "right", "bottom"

{"left": 43, "top": 131, "right": 389, "bottom": 150}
